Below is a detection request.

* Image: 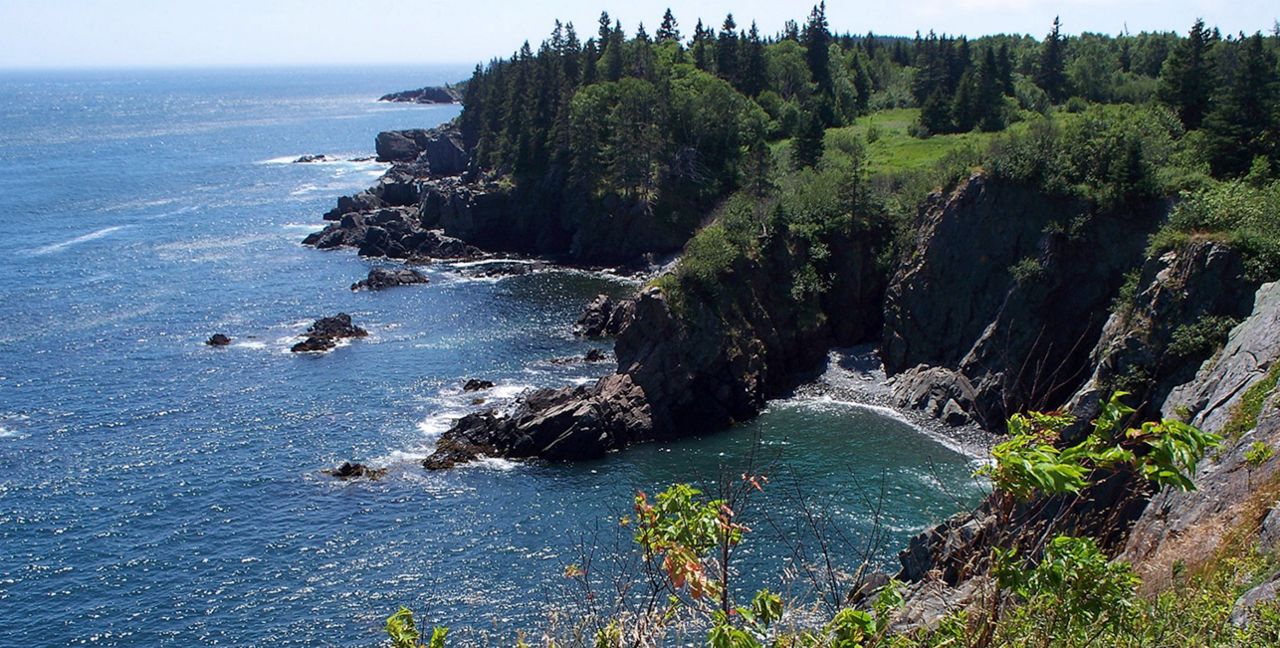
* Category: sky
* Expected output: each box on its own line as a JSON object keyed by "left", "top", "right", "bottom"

{"left": 0, "top": 0, "right": 1276, "bottom": 69}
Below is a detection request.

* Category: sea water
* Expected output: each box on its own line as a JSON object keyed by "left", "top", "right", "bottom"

{"left": 0, "top": 66, "right": 983, "bottom": 646}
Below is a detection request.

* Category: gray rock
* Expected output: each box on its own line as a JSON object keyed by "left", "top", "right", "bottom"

{"left": 882, "top": 173, "right": 1163, "bottom": 428}
{"left": 423, "top": 374, "right": 653, "bottom": 469}
{"left": 574, "top": 294, "right": 632, "bottom": 338}
{"left": 1121, "top": 283, "right": 1280, "bottom": 586}
{"left": 1063, "top": 242, "right": 1255, "bottom": 439}
{"left": 890, "top": 365, "right": 976, "bottom": 426}
{"left": 350, "top": 267, "right": 428, "bottom": 291}
{"left": 1232, "top": 571, "right": 1280, "bottom": 628}
{"left": 1261, "top": 505, "right": 1280, "bottom": 553}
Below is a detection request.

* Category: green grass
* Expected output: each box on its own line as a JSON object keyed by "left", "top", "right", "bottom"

{"left": 1221, "top": 363, "right": 1280, "bottom": 439}
{"left": 830, "top": 108, "right": 1006, "bottom": 175}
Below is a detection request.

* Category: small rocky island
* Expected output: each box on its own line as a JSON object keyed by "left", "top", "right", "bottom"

{"left": 378, "top": 85, "right": 463, "bottom": 104}
{"left": 290, "top": 313, "right": 368, "bottom": 353}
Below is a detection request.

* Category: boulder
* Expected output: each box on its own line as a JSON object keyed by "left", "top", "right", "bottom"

{"left": 375, "top": 131, "right": 420, "bottom": 163}
{"left": 324, "top": 461, "right": 387, "bottom": 480}
{"left": 890, "top": 365, "right": 976, "bottom": 426}
{"left": 205, "top": 334, "right": 232, "bottom": 346}
{"left": 1232, "top": 572, "right": 1280, "bottom": 628}
{"left": 463, "top": 379, "right": 495, "bottom": 392}
{"left": 350, "top": 267, "right": 428, "bottom": 291}
{"left": 424, "top": 374, "right": 653, "bottom": 469}
{"left": 290, "top": 313, "right": 368, "bottom": 353}
{"left": 584, "top": 348, "right": 608, "bottom": 363}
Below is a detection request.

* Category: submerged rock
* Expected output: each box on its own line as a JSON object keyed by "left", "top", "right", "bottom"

{"left": 324, "top": 461, "right": 387, "bottom": 480}
{"left": 462, "top": 379, "right": 495, "bottom": 392}
{"left": 205, "top": 333, "right": 232, "bottom": 346}
{"left": 290, "top": 313, "right": 368, "bottom": 353}
{"left": 350, "top": 267, "right": 428, "bottom": 291}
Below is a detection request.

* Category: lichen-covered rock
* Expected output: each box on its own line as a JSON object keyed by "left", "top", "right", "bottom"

{"left": 1120, "top": 282, "right": 1280, "bottom": 589}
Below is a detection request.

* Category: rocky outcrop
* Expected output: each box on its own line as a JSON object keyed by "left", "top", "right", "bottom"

{"left": 206, "top": 334, "right": 231, "bottom": 346}
{"left": 463, "top": 379, "right": 495, "bottom": 392}
{"left": 350, "top": 267, "right": 429, "bottom": 291}
{"left": 379, "top": 85, "right": 463, "bottom": 105}
{"left": 290, "top": 313, "right": 368, "bottom": 353}
{"left": 890, "top": 366, "right": 976, "bottom": 426}
{"left": 1062, "top": 241, "right": 1258, "bottom": 437}
{"left": 882, "top": 174, "right": 1164, "bottom": 428}
{"left": 324, "top": 461, "right": 387, "bottom": 480}
{"left": 1120, "top": 282, "right": 1280, "bottom": 589}
{"left": 304, "top": 207, "right": 482, "bottom": 260}
{"left": 424, "top": 374, "right": 653, "bottom": 468}
{"left": 374, "top": 126, "right": 468, "bottom": 174}
{"left": 573, "top": 294, "right": 633, "bottom": 338}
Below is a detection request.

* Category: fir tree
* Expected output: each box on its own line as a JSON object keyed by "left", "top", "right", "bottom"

{"left": 1202, "top": 33, "right": 1279, "bottom": 177}
{"left": 1035, "top": 16, "right": 1068, "bottom": 103}
{"left": 1158, "top": 18, "right": 1214, "bottom": 129}
{"left": 803, "top": 3, "right": 832, "bottom": 97}
{"left": 656, "top": 9, "right": 681, "bottom": 43}
{"left": 717, "top": 15, "right": 740, "bottom": 86}
{"left": 792, "top": 109, "right": 825, "bottom": 169}
{"left": 739, "top": 22, "right": 768, "bottom": 97}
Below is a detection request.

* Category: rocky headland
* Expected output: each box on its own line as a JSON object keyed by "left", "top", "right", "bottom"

{"left": 304, "top": 105, "right": 1280, "bottom": 625}
{"left": 378, "top": 85, "right": 463, "bottom": 104}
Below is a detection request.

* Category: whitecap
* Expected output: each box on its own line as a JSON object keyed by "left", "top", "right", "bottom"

{"left": 31, "top": 225, "right": 130, "bottom": 255}
{"left": 234, "top": 340, "right": 267, "bottom": 350}
{"left": 468, "top": 456, "right": 520, "bottom": 471}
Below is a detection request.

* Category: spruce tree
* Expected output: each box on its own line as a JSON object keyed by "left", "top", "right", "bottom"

{"left": 803, "top": 3, "right": 832, "bottom": 97}
{"left": 1202, "top": 33, "right": 1280, "bottom": 177}
{"left": 602, "top": 22, "right": 624, "bottom": 82}
{"left": 792, "top": 109, "right": 825, "bottom": 169}
{"left": 656, "top": 9, "right": 681, "bottom": 43}
{"left": 717, "top": 15, "right": 740, "bottom": 86}
{"left": 739, "top": 22, "right": 768, "bottom": 97}
{"left": 1035, "top": 17, "right": 1068, "bottom": 103}
{"left": 1158, "top": 19, "right": 1214, "bottom": 129}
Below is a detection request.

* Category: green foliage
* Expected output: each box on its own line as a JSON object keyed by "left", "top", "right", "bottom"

{"left": 1167, "top": 314, "right": 1239, "bottom": 359}
{"left": 1149, "top": 178, "right": 1280, "bottom": 282}
{"left": 1008, "top": 256, "right": 1044, "bottom": 285}
{"left": 386, "top": 608, "right": 449, "bottom": 648}
{"left": 996, "top": 536, "right": 1139, "bottom": 637}
{"left": 634, "top": 484, "right": 742, "bottom": 601}
{"left": 980, "top": 393, "right": 1220, "bottom": 501}
{"left": 1220, "top": 363, "right": 1280, "bottom": 438}
{"left": 1246, "top": 441, "right": 1275, "bottom": 468}
{"left": 386, "top": 607, "right": 421, "bottom": 648}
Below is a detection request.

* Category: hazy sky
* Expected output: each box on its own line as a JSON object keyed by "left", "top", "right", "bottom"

{"left": 1, "top": 0, "right": 1276, "bottom": 69}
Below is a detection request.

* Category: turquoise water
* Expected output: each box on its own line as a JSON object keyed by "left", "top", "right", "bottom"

{"left": 0, "top": 67, "right": 983, "bottom": 646}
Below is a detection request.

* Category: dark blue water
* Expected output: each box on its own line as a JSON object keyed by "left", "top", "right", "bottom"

{"left": 0, "top": 67, "right": 983, "bottom": 646}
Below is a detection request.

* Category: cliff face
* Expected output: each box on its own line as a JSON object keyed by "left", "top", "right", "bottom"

{"left": 423, "top": 212, "right": 887, "bottom": 468}
{"left": 1121, "top": 282, "right": 1280, "bottom": 589}
{"left": 307, "top": 124, "right": 701, "bottom": 266}
{"left": 883, "top": 174, "right": 1164, "bottom": 429}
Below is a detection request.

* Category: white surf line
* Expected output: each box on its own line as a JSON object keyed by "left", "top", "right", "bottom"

{"left": 31, "top": 225, "right": 130, "bottom": 255}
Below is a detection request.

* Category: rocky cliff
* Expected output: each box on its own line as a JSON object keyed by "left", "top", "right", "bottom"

{"left": 423, "top": 206, "right": 888, "bottom": 468}
{"left": 883, "top": 173, "right": 1166, "bottom": 429}
{"left": 305, "top": 122, "right": 700, "bottom": 266}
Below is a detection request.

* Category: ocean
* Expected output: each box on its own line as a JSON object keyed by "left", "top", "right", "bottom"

{"left": 0, "top": 66, "right": 982, "bottom": 646}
